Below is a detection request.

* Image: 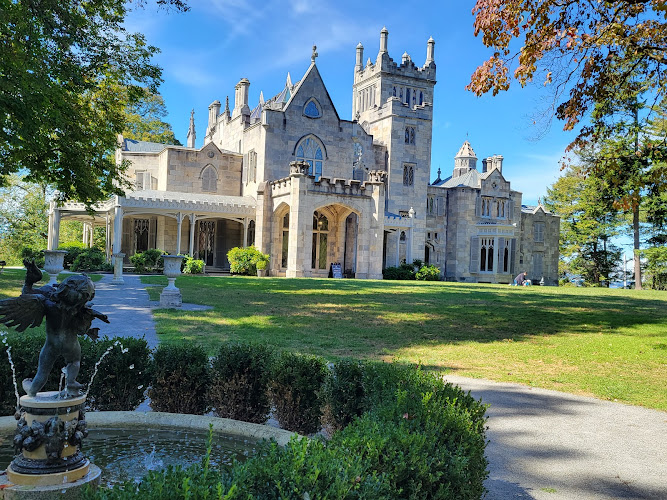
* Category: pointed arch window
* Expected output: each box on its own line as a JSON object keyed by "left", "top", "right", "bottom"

{"left": 480, "top": 237, "right": 494, "bottom": 272}
{"left": 201, "top": 165, "right": 217, "bottom": 192}
{"left": 281, "top": 213, "right": 289, "bottom": 268}
{"left": 403, "top": 164, "right": 414, "bottom": 186}
{"left": 296, "top": 136, "right": 324, "bottom": 180}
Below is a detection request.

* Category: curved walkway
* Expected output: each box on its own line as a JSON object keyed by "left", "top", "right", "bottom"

{"left": 88, "top": 275, "right": 666, "bottom": 500}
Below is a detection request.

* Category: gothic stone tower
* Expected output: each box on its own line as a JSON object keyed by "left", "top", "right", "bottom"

{"left": 352, "top": 28, "right": 436, "bottom": 263}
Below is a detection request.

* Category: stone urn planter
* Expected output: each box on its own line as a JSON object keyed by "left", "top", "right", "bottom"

{"left": 160, "top": 255, "right": 185, "bottom": 307}
{"left": 43, "top": 249, "right": 67, "bottom": 285}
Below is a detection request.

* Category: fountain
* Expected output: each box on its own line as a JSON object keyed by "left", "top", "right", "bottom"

{"left": 159, "top": 255, "right": 184, "bottom": 308}
{"left": 0, "top": 261, "right": 108, "bottom": 497}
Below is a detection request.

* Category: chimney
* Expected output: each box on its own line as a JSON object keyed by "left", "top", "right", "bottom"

{"left": 355, "top": 42, "right": 364, "bottom": 72}
{"left": 426, "top": 36, "right": 435, "bottom": 66}
{"left": 207, "top": 100, "right": 220, "bottom": 137}
{"left": 379, "top": 27, "right": 388, "bottom": 55}
{"left": 233, "top": 78, "right": 250, "bottom": 118}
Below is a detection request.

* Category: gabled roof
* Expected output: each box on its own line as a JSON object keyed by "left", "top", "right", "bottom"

{"left": 285, "top": 62, "right": 341, "bottom": 122}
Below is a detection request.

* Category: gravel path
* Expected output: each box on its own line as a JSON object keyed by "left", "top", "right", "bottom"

{"left": 444, "top": 375, "right": 667, "bottom": 500}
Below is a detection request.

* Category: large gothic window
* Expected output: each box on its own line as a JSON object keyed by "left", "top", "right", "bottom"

{"left": 312, "top": 211, "right": 329, "bottom": 270}
{"left": 201, "top": 165, "right": 217, "bottom": 192}
{"left": 296, "top": 136, "right": 324, "bottom": 180}
{"left": 403, "top": 164, "right": 414, "bottom": 186}
{"left": 480, "top": 237, "right": 494, "bottom": 272}
{"left": 281, "top": 213, "right": 289, "bottom": 268}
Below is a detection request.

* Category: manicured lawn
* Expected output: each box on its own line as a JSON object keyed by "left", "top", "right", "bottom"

{"left": 0, "top": 268, "right": 103, "bottom": 300}
{"left": 141, "top": 275, "right": 667, "bottom": 411}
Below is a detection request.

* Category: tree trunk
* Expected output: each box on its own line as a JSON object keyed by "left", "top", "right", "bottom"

{"left": 633, "top": 198, "right": 642, "bottom": 290}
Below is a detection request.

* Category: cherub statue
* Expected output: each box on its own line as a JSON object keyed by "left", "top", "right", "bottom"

{"left": 0, "top": 260, "right": 109, "bottom": 398}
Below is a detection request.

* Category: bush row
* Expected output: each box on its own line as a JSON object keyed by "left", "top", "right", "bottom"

{"left": 383, "top": 261, "right": 441, "bottom": 281}
{"left": 227, "top": 246, "right": 270, "bottom": 276}
{"left": 86, "top": 344, "right": 488, "bottom": 500}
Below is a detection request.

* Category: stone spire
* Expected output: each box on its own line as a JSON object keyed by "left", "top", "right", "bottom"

{"left": 187, "top": 109, "right": 196, "bottom": 148}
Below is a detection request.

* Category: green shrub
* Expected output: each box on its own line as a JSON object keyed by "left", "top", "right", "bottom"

{"left": 130, "top": 249, "right": 166, "bottom": 273}
{"left": 209, "top": 342, "right": 274, "bottom": 423}
{"left": 20, "top": 247, "right": 44, "bottom": 269}
{"left": 59, "top": 243, "right": 86, "bottom": 270}
{"left": 416, "top": 264, "right": 441, "bottom": 281}
{"left": 382, "top": 263, "right": 416, "bottom": 280}
{"left": 181, "top": 255, "right": 205, "bottom": 274}
{"left": 227, "top": 246, "right": 269, "bottom": 276}
{"left": 71, "top": 247, "right": 109, "bottom": 272}
{"left": 320, "top": 359, "right": 366, "bottom": 433}
{"left": 149, "top": 344, "right": 210, "bottom": 414}
{"left": 269, "top": 351, "right": 328, "bottom": 434}
{"left": 80, "top": 337, "right": 151, "bottom": 411}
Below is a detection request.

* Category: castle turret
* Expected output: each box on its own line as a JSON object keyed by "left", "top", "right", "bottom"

{"left": 186, "top": 109, "right": 196, "bottom": 148}
{"left": 453, "top": 140, "right": 477, "bottom": 178}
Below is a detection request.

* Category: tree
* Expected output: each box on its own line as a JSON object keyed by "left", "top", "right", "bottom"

{"left": 468, "top": 1, "right": 667, "bottom": 142}
{"left": 544, "top": 165, "right": 623, "bottom": 285}
{"left": 0, "top": 0, "right": 188, "bottom": 206}
{"left": 123, "top": 89, "right": 182, "bottom": 145}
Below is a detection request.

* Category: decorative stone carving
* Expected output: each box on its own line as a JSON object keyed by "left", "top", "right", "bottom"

{"left": 289, "top": 161, "right": 311, "bottom": 176}
{"left": 43, "top": 250, "right": 67, "bottom": 286}
{"left": 367, "top": 170, "right": 387, "bottom": 183}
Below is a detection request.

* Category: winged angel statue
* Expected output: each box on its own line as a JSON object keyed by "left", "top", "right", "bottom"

{"left": 0, "top": 260, "right": 109, "bottom": 398}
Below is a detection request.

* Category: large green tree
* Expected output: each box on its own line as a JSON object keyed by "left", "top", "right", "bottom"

{"left": 544, "top": 165, "right": 623, "bottom": 285}
{"left": 0, "top": 0, "right": 188, "bottom": 206}
{"left": 123, "top": 89, "right": 182, "bottom": 145}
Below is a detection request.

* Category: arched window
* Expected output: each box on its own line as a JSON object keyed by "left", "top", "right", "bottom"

{"left": 201, "top": 165, "right": 217, "bottom": 192}
{"left": 281, "top": 213, "right": 290, "bottom": 268}
{"left": 419, "top": 91, "right": 424, "bottom": 105}
{"left": 296, "top": 136, "right": 324, "bottom": 180}
{"left": 312, "top": 211, "right": 329, "bottom": 270}
{"left": 480, "top": 237, "right": 495, "bottom": 272}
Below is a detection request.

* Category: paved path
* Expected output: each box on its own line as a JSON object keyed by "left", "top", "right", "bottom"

{"left": 444, "top": 375, "right": 667, "bottom": 500}
{"left": 87, "top": 275, "right": 667, "bottom": 500}
{"left": 90, "top": 274, "right": 161, "bottom": 350}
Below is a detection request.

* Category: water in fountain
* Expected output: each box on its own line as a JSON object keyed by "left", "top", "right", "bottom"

{"left": 86, "top": 340, "right": 125, "bottom": 397}
{"left": 1, "top": 332, "right": 20, "bottom": 410}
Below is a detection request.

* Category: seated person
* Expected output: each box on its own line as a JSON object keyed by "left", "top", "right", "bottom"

{"left": 514, "top": 271, "right": 530, "bottom": 286}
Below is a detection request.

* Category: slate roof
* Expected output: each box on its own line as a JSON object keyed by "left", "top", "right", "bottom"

{"left": 122, "top": 138, "right": 168, "bottom": 153}
{"left": 439, "top": 169, "right": 480, "bottom": 188}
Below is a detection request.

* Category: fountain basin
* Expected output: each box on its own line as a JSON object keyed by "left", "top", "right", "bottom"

{"left": 0, "top": 412, "right": 297, "bottom": 494}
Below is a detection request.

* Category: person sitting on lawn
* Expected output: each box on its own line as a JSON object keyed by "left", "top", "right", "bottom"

{"left": 514, "top": 271, "right": 529, "bottom": 286}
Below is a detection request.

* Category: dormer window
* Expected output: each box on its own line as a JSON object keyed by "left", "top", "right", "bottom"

{"left": 303, "top": 98, "right": 321, "bottom": 118}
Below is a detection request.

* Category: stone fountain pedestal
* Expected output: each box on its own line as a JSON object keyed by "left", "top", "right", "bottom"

{"left": 159, "top": 255, "right": 184, "bottom": 308}
{"left": 1, "top": 392, "right": 101, "bottom": 499}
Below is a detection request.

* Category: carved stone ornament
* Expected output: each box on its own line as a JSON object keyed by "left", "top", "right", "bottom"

{"left": 289, "top": 161, "right": 312, "bottom": 176}
{"left": 367, "top": 170, "right": 388, "bottom": 183}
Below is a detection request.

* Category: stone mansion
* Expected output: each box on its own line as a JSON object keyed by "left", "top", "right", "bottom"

{"left": 50, "top": 28, "right": 559, "bottom": 284}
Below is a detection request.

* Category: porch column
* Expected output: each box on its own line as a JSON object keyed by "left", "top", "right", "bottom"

{"left": 105, "top": 213, "right": 111, "bottom": 261}
{"left": 395, "top": 231, "right": 400, "bottom": 267}
{"left": 176, "top": 212, "right": 183, "bottom": 255}
{"left": 243, "top": 218, "right": 248, "bottom": 248}
{"left": 82, "top": 224, "right": 88, "bottom": 247}
{"left": 407, "top": 207, "right": 415, "bottom": 265}
{"left": 89, "top": 223, "right": 95, "bottom": 248}
{"left": 188, "top": 213, "right": 196, "bottom": 257}
{"left": 112, "top": 204, "right": 124, "bottom": 284}
{"left": 47, "top": 209, "right": 54, "bottom": 251}
{"left": 49, "top": 207, "right": 61, "bottom": 251}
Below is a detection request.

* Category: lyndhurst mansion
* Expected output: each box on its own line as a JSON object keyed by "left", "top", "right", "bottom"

{"left": 49, "top": 28, "right": 559, "bottom": 284}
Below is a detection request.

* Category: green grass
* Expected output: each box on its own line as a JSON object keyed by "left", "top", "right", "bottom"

{"left": 139, "top": 275, "right": 667, "bottom": 411}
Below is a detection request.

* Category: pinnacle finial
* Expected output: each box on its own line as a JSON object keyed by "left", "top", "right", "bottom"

{"left": 311, "top": 44, "right": 318, "bottom": 63}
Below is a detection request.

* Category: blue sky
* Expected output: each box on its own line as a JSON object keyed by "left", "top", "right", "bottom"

{"left": 126, "top": 0, "right": 575, "bottom": 206}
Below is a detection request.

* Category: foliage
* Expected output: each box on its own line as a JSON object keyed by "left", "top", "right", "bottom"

{"left": 382, "top": 263, "right": 416, "bottom": 280}
{"left": 80, "top": 337, "right": 151, "bottom": 411}
{"left": 0, "top": 176, "right": 48, "bottom": 265}
{"left": 468, "top": 1, "right": 667, "bottom": 140}
{"left": 59, "top": 244, "right": 87, "bottom": 270}
{"left": 130, "top": 249, "right": 166, "bottom": 273}
{"left": 227, "top": 246, "right": 269, "bottom": 276}
{"left": 544, "top": 165, "right": 623, "bottom": 285}
{"left": 269, "top": 351, "right": 328, "bottom": 434}
{"left": 122, "top": 89, "right": 181, "bottom": 145}
{"left": 71, "top": 248, "right": 110, "bottom": 272}
{"left": 0, "top": 0, "right": 189, "bottom": 205}
{"left": 180, "top": 255, "right": 204, "bottom": 274}
{"left": 643, "top": 246, "right": 667, "bottom": 290}
{"left": 209, "top": 343, "right": 274, "bottom": 423}
{"left": 20, "top": 247, "right": 45, "bottom": 269}
{"left": 320, "top": 359, "right": 366, "bottom": 433}
{"left": 149, "top": 344, "right": 210, "bottom": 414}
{"left": 415, "top": 264, "right": 441, "bottom": 281}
